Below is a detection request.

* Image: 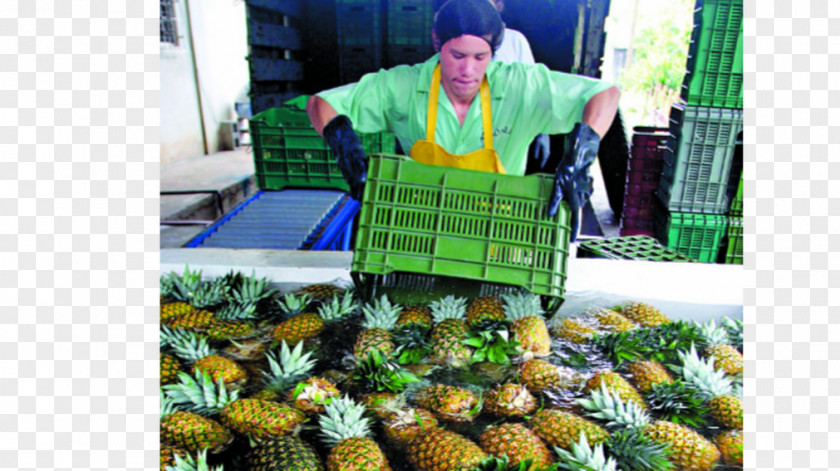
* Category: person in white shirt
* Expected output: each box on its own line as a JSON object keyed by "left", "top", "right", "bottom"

{"left": 488, "top": 0, "right": 550, "bottom": 171}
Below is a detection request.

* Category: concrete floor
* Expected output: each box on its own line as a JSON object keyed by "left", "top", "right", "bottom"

{"left": 159, "top": 147, "right": 620, "bottom": 248}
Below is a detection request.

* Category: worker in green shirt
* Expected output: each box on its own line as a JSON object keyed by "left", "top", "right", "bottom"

{"left": 307, "top": 0, "right": 619, "bottom": 240}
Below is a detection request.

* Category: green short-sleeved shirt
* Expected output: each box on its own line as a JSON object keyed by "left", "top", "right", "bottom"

{"left": 317, "top": 54, "right": 613, "bottom": 176}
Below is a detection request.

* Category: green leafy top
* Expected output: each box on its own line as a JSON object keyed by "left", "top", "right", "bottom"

{"left": 317, "top": 292, "right": 357, "bottom": 323}
{"left": 162, "top": 369, "right": 240, "bottom": 416}
{"left": 554, "top": 433, "right": 618, "bottom": 471}
{"left": 275, "top": 292, "right": 312, "bottom": 317}
{"left": 228, "top": 270, "right": 276, "bottom": 306}
{"left": 214, "top": 302, "right": 259, "bottom": 321}
{"left": 165, "top": 449, "right": 224, "bottom": 471}
{"left": 694, "top": 319, "right": 731, "bottom": 347}
{"left": 164, "top": 328, "right": 215, "bottom": 363}
{"left": 501, "top": 291, "right": 544, "bottom": 321}
{"left": 318, "top": 395, "right": 372, "bottom": 447}
{"left": 262, "top": 340, "right": 317, "bottom": 393}
{"left": 577, "top": 381, "right": 650, "bottom": 431}
{"left": 360, "top": 295, "right": 402, "bottom": 330}
{"left": 353, "top": 349, "right": 420, "bottom": 394}
{"left": 464, "top": 329, "right": 520, "bottom": 366}
{"left": 675, "top": 344, "right": 733, "bottom": 399}
{"left": 645, "top": 379, "right": 709, "bottom": 428}
{"left": 607, "top": 430, "right": 674, "bottom": 471}
{"left": 429, "top": 295, "right": 468, "bottom": 324}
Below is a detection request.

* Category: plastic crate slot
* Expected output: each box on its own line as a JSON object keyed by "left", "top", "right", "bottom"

{"left": 377, "top": 183, "right": 395, "bottom": 203}
{"left": 371, "top": 230, "right": 390, "bottom": 250}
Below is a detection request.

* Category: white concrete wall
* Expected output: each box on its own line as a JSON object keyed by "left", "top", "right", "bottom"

{"left": 160, "top": 0, "right": 250, "bottom": 166}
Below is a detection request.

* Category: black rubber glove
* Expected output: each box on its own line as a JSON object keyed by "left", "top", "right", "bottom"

{"left": 530, "top": 133, "right": 551, "bottom": 171}
{"left": 322, "top": 115, "right": 367, "bottom": 201}
{"left": 547, "top": 123, "right": 601, "bottom": 242}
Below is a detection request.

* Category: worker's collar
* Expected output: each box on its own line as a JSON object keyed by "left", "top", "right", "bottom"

{"left": 416, "top": 54, "right": 506, "bottom": 100}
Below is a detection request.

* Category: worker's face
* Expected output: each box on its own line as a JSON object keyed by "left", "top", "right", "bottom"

{"left": 438, "top": 35, "right": 492, "bottom": 103}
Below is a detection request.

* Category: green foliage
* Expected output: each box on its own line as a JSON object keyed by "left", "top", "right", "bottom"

{"left": 464, "top": 328, "right": 520, "bottom": 366}
{"left": 607, "top": 430, "right": 674, "bottom": 471}
{"left": 392, "top": 325, "right": 432, "bottom": 365}
{"left": 645, "top": 380, "right": 709, "bottom": 428}
{"left": 353, "top": 349, "right": 420, "bottom": 393}
{"left": 592, "top": 321, "right": 703, "bottom": 368}
{"left": 617, "top": 0, "right": 694, "bottom": 93}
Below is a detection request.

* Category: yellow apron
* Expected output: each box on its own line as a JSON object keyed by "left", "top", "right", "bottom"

{"left": 409, "top": 65, "right": 507, "bottom": 174}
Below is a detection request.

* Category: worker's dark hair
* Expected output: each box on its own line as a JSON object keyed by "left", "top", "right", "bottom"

{"left": 433, "top": 0, "right": 504, "bottom": 52}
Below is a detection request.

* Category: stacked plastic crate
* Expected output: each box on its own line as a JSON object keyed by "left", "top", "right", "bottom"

{"left": 653, "top": 0, "right": 743, "bottom": 263}
{"left": 337, "top": 0, "right": 384, "bottom": 84}
{"left": 386, "top": 0, "right": 436, "bottom": 67}
{"left": 619, "top": 126, "right": 669, "bottom": 237}
{"left": 248, "top": 96, "right": 395, "bottom": 250}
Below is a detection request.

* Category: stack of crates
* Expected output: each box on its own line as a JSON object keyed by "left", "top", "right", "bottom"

{"left": 654, "top": 0, "right": 743, "bottom": 263}
{"left": 337, "top": 0, "right": 384, "bottom": 84}
{"left": 386, "top": 0, "right": 436, "bottom": 67}
{"left": 619, "top": 126, "right": 669, "bottom": 237}
{"left": 719, "top": 135, "right": 743, "bottom": 263}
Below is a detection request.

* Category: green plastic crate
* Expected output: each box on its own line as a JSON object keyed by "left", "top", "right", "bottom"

{"left": 250, "top": 100, "right": 395, "bottom": 191}
{"left": 352, "top": 154, "right": 572, "bottom": 301}
{"left": 658, "top": 104, "right": 743, "bottom": 214}
{"left": 654, "top": 205, "right": 728, "bottom": 263}
{"left": 578, "top": 235, "right": 697, "bottom": 262}
{"left": 729, "top": 175, "right": 743, "bottom": 216}
{"left": 337, "top": 0, "right": 382, "bottom": 47}
{"left": 724, "top": 216, "right": 743, "bottom": 264}
{"left": 387, "top": 0, "right": 434, "bottom": 46}
{"left": 681, "top": 0, "right": 743, "bottom": 108}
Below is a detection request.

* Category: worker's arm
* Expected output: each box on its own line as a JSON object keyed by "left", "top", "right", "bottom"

{"left": 581, "top": 86, "right": 621, "bottom": 138}
{"left": 306, "top": 95, "right": 339, "bottom": 137}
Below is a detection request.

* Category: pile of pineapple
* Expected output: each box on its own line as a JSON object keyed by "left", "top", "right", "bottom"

{"left": 160, "top": 267, "right": 744, "bottom": 471}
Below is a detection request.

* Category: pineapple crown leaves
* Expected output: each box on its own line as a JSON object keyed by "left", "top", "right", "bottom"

{"left": 163, "top": 369, "right": 240, "bottom": 416}
{"left": 227, "top": 271, "right": 276, "bottom": 305}
{"left": 464, "top": 328, "right": 520, "bottom": 366}
{"left": 188, "top": 279, "right": 230, "bottom": 309}
{"left": 317, "top": 292, "right": 357, "bottom": 323}
{"left": 720, "top": 316, "right": 743, "bottom": 350}
{"left": 168, "top": 266, "right": 204, "bottom": 302}
{"left": 645, "top": 379, "right": 709, "bottom": 428}
{"left": 275, "top": 292, "right": 312, "bottom": 318}
{"left": 262, "top": 340, "right": 317, "bottom": 392}
{"left": 577, "top": 380, "right": 650, "bottom": 431}
{"left": 165, "top": 329, "right": 216, "bottom": 363}
{"left": 554, "top": 433, "right": 618, "bottom": 471}
{"left": 392, "top": 326, "right": 432, "bottom": 365}
{"left": 318, "top": 395, "right": 372, "bottom": 447}
{"left": 360, "top": 295, "right": 402, "bottom": 330}
{"left": 160, "top": 325, "right": 195, "bottom": 350}
{"left": 606, "top": 430, "right": 674, "bottom": 471}
{"left": 353, "top": 349, "right": 420, "bottom": 394}
{"left": 214, "top": 301, "right": 259, "bottom": 321}
{"left": 471, "top": 456, "right": 543, "bottom": 471}
{"left": 160, "top": 275, "right": 176, "bottom": 299}
{"left": 500, "top": 291, "right": 545, "bottom": 321}
{"left": 160, "top": 389, "right": 181, "bottom": 419}
{"left": 675, "top": 343, "right": 733, "bottom": 399}
{"left": 165, "top": 449, "right": 224, "bottom": 471}
{"left": 429, "top": 295, "right": 468, "bottom": 323}
{"left": 693, "top": 319, "right": 731, "bottom": 347}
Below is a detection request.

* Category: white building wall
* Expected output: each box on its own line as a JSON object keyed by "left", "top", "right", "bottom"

{"left": 160, "top": 0, "right": 250, "bottom": 166}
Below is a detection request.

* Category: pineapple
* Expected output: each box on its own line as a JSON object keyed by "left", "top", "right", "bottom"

{"left": 501, "top": 291, "right": 551, "bottom": 357}
{"left": 606, "top": 430, "right": 674, "bottom": 471}
{"left": 396, "top": 304, "right": 432, "bottom": 329}
{"left": 287, "top": 377, "right": 341, "bottom": 415}
{"left": 354, "top": 295, "right": 402, "bottom": 361}
{"left": 626, "top": 360, "right": 673, "bottom": 394}
{"left": 483, "top": 383, "right": 536, "bottom": 417}
{"left": 164, "top": 309, "right": 217, "bottom": 331}
{"left": 318, "top": 395, "right": 391, "bottom": 471}
{"left": 164, "top": 368, "right": 306, "bottom": 442}
{"left": 161, "top": 353, "right": 182, "bottom": 385}
{"left": 191, "top": 354, "right": 248, "bottom": 387}
{"left": 518, "top": 358, "right": 582, "bottom": 393}
{"left": 415, "top": 384, "right": 480, "bottom": 423}
{"left": 715, "top": 429, "right": 743, "bottom": 466}
{"left": 406, "top": 428, "right": 488, "bottom": 471}
{"left": 247, "top": 434, "right": 325, "bottom": 471}
{"left": 584, "top": 371, "right": 647, "bottom": 410}
{"left": 273, "top": 292, "right": 355, "bottom": 345}
{"left": 161, "top": 302, "right": 195, "bottom": 322}
{"left": 382, "top": 407, "right": 438, "bottom": 447}
{"left": 160, "top": 443, "right": 186, "bottom": 471}
{"left": 677, "top": 344, "right": 743, "bottom": 429}
{"left": 214, "top": 302, "right": 259, "bottom": 322}
{"left": 577, "top": 382, "right": 720, "bottom": 471}
{"left": 160, "top": 411, "right": 232, "bottom": 453}
{"left": 202, "top": 319, "right": 256, "bottom": 340}
{"left": 479, "top": 423, "right": 553, "bottom": 470}
{"left": 553, "top": 433, "right": 618, "bottom": 471}
{"left": 299, "top": 283, "right": 343, "bottom": 302}
{"left": 696, "top": 319, "right": 743, "bottom": 375}
{"left": 621, "top": 302, "right": 670, "bottom": 327}
{"left": 529, "top": 409, "right": 608, "bottom": 451}
{"left": 466, "top": 295, "right": 506, "bottom": 327}
{"left": 590, "top": 308, "right": 636, "bottom": 332}
{"left": 428, "top": 295, "right": 473, "bottom": 367}
{"left": 552, "top": 317, "right": 596, "bottom": 343}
